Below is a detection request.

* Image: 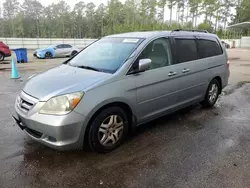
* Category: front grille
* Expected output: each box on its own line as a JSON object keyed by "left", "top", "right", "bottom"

{"left": 17, "top": 91, "right": 38, "bottom": 113}
{"left": 19, "top": 99, "right": 33, "bottom": 112}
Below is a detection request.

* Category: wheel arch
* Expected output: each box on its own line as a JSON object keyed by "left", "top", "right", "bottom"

{"left": 213, "top": 76, "right": 222, "bottom": 94}
{"left": 83, "top": 101, "right": 136, "bottom": 145}
{"left": 71, "top": 50, "right": 78, "bottom": 56}
{"left": 47, "top": 48, "right": 56, "bottom": 57}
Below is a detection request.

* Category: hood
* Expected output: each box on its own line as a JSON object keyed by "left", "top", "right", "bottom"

{"left": 23, "top": 64, "right": 111, "bottom": 101}
{"left": 36, "top": 47, "right": 52, "bottom": 52}
{"left": 36, "top": 48, "right": 46, "bottom": 52}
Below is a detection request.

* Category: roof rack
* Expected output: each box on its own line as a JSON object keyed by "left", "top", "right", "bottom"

{"left": 172, "top": 29, "right": 208, "bottom": 33}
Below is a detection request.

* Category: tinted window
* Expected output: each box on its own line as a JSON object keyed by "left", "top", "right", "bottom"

{"left": 56, "top": 44, "right": 64, "bottom": 49}
{"left": 137, "top": 38, "right": 172, "bottom": 70}
{"left": 198, "top": 39, "right": 223, "bottom": 58}
{"left": 63, "top": 44, "right": 72, "bottom": 48}
{"left": 175, "top": 39, "right": 198, "bottom": 63}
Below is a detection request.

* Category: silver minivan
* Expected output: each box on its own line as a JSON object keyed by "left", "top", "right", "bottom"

{"left": 13, "top": 30, "right": 230, "bottom": 152}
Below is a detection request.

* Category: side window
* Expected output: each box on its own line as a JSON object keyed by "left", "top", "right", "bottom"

{"left": 198, "top": 39, "right": 223, "bottom": 58}
{"left": 56, "top": 44, "right": 64, "bottom": 49}
{"left": 137, "top": 38, "right": 173, "bottom": 70}
{"left": 63, "top": 44, "right": 72, "bottom": 48}
{"left": 175, "top": 39, "right": 198, "bottom": 63}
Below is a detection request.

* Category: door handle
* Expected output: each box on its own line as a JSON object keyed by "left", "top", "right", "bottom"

{"left": 182, "top": 68, "right": 190, "bottom": 73}
{"left": 168, "top": 71, "right": 177, "bottom": 77}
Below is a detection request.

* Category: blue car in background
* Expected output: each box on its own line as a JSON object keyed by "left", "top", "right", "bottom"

{"left": 33, "top": 44, "right": 80, "bottom": 59}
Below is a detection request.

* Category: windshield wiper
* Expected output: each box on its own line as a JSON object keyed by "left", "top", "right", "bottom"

{"left": 74, "top": 65, "right": 101, "bottom": 72}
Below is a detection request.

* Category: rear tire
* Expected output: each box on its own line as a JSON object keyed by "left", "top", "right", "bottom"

{"left": 88, "top": 107, "right": 129, "bottom": 153}
{"left": 0, "top": 52, "right": 4, "bottom": 61}
{"left": 201, "top": 79, "right": 220, "bottom": 108}
{"left": 71, "top": 51, "right": 78, "bottom": 57}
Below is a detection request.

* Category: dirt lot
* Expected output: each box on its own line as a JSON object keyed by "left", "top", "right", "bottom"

{"left": 1, "top": 49, "right": 250, "bottom": 188}
{"left": 227, "top": 49, "right": 250, "bottom": 84}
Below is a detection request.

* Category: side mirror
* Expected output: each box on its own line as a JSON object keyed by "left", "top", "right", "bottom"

{"left": 138, "top": 59, "right": 151, "bottom": 72}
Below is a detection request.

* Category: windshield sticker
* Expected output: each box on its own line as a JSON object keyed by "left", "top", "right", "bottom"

{"left": 123, "top": 39, "right": 139, "bottom": 43}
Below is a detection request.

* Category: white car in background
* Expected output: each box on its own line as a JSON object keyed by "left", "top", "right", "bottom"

{"left": 33, "top": 44, "right": 80, "bottom": 59}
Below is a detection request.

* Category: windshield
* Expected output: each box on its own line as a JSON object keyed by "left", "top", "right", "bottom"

{"left": 68, "top": 37, "right": 143, "bottom": 73}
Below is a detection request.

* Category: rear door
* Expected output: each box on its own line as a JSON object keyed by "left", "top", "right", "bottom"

{"left": 172, "top": 36, "right": 208, "bottom": 105}
{"left": 196, "top": 37, "right": 226, "bottom": 87}
{"left": 62, "top": 44, "right": 73, "bottom": 56}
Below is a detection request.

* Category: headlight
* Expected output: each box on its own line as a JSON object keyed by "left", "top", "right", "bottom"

{"left": 40, "top": 92, "right": 84, "bottom": 115}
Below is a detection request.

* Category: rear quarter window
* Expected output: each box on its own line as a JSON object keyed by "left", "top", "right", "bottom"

{"left": 197, "top": 39, "right": 223, "bottom": 58}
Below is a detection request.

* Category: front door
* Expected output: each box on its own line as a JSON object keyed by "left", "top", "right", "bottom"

{"left": 54, "top": 44, "right": 65, "bottom": 57}
{"left": 131, "top": 37, "right": 181, "bottom": 121}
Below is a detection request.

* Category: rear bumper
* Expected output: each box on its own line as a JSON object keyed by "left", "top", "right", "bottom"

{"left": 222, "top": 69, "right": 230, "bottom": 89}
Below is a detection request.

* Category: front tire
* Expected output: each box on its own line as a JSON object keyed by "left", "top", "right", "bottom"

{"left": 88, "top": 107, "right": 129, "bottom": 153}
{"left": 201, "top": 79, "right": 220, "bottom": 108}
{"left": 45, "top": 52, "right": 53, "bottom": 59}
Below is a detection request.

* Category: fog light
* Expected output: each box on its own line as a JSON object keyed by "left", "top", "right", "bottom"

{"left": 48, "top": 136, "right": 57, "bottom": 142}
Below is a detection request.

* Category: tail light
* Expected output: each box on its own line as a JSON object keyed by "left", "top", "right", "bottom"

{"left": 226, "top": 60, "right": 230, "bottom": 69}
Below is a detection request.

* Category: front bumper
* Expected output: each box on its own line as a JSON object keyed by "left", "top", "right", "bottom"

{"left": 13, "top": 92, "right": 87, "bottom": 150}
{"left": 33, "top": 51, "right": 44, "bottom": 59}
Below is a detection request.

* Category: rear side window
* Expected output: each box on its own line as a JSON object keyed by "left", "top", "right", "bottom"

{"left": 198, "top": 39, "right": 223, "bottom": 58}
{"left": 175, "top": 39, "right": 198, "bottom": 63}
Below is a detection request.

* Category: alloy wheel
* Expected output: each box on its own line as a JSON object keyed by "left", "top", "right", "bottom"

{"left": 98, "top": 115, "right": 124, "bottom": 147}
{"left": 208, "top": 84, "right": 219, "bottom": 103}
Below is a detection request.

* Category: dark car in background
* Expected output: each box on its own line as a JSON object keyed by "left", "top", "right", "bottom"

{"left": 0, "top": 41, "right": 11, "bottom": 61}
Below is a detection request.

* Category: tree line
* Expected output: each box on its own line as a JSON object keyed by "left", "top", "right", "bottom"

{"left": 0, "top": 0, "right": 249, "bottom": 39}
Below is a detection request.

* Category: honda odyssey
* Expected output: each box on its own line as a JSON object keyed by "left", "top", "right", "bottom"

{"left": 13, "top": 30, "right": 230, "bottom": 153}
